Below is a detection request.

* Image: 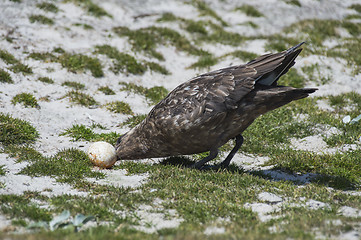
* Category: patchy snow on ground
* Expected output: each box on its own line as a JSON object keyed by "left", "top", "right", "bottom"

{"left": 0, "top": 0, "right": 361, "bottom": 237}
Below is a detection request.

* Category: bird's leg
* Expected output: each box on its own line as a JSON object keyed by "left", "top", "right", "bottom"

{"left": 191, "top": 149, "right": 219, "bottom": 169}
{"left": 219, "top": 135, "right": 244, "bottom": 168}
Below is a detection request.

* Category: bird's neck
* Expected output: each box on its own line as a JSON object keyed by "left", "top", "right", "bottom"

{"left": 115, "top": 126, "right": 151, "bottom": 160}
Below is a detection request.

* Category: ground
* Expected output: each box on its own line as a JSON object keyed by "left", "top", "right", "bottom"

{"left": 0, "top": 0, "right": 361, "bottom": 239}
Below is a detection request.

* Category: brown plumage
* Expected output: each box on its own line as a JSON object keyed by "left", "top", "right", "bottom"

{"left": 115, "top": 42, "right": 317, "bottom": 169}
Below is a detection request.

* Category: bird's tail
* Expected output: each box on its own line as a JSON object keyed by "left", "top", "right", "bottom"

{"left": 248, "top": 85, "right": 318, "bottom": 113}
{"left": 253, "top": 42, "right": 305, "bottom": 86}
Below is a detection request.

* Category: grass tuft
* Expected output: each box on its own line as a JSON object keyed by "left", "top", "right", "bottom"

{"left": 0, "top": 49, "right": 33, "bottom": 75}
{"left": 227, "top": 50, "right": 258, "bottom": 62}
{"left": 0, "top": 69, "right": 13, "bottom": 83}
{"left": 188, "top": 54, "right": 218, "bottom": 69}
{"left": 0, "top": 113, "right": 39, "bottom": 145}
{"left": 29, "top": 14, "right": 54, "bottom": 25}
{"left": 15, "top": 147, "right": 105, "bottom": 184}
{"left": 113, "top": 26, "right": 208, "bottom": 60}
{"left": 11, "top": 93, "right": 40, "bottom": 109}
{"left": 191, "top": 0, "right": 228, "bottom": 26}
{"left": 0, "top": 165, "right": 6, "bottom": 176}
{"left": 98, "top": 86, "right": 115, "bottom": 95}
{"left": 235, "top": 5, "right": 264, "bottom": 17}
{"left": 63, "top": 90, "right": 98, "bottom": 107}
{"left": 58, "top": 53, "right": 104, "bottom": 77}
{"left": 60, "top": 124, "right": 119, "bottom": 145}
{"left": 284, "top": 0, "right": 301, "bottom": 7}
{"left": 104, "top": 101, "right": 134, "bottom": 115}
{"left": 119, "top": 82, "right": 168, "bottom": 105}
{"left": 65, "top": 0, "right": 112, "bottom": 18}
{"left": 349, "top": 4, "right": 361, "bottom": 13}
{"left": 62, "top": 81, "right": 85, "bottom": 90}
{"left": 37, "top": 76, "right": 54, "bottom": 84}
{"left": 95, "top": 45, "right": 146, "bottom": 75}
{"left": 157, "top": 12, "right": 178, "bottom": 22}
{"left": 0, "top": 194, "right": 51, "bottom": 222}
{"left": 120, "top": 114, "right": 147, "bottom": 128}
{"left": 36, "top": 2, "right": 59, "bottom": 13}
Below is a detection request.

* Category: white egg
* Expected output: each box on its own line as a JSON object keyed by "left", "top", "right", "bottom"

{"left": 87, "top": 141, "right": 117, "bottom": 168}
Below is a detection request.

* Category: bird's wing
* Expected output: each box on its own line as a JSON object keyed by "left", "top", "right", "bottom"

{"left": 147, "top": 43, "right": 303, "bottom": 129}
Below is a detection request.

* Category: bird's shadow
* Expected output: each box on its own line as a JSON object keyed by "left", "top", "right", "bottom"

{"left": 159, "top": 156, "right": 357, "bottom": 191}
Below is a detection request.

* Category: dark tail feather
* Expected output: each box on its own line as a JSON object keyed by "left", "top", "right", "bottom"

{"left": 250, "top": 85, "right": 318, "bottom": 113}
{"left": 269, "top": 87, "right": 318, "bottom": 110}
{"left": 256, "top": 42, "right": 305, "bottom": 86}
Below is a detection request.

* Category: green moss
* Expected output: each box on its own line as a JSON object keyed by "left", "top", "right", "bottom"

{"left": 301, "top": 63, "right": 331, "bottom": 86}
{"left": 277, "top": 68, "right": 305, "bottom": 88}
{"left": 145, "top": 62, "right": 170, "bottom": 75}
{"left": 119, "top": 82, "right": 168, "bottom": 105}
{"left": 342, "top": 21, "right": 361, "bottom": 37}
{"left": 184, "top": 20, "right": 208, "bottom": 35}
{"left": 191, "top": 0, "right": 227, "bottom": 26}
{"left": 62, "top": 81, "right": 85, "bottom": 90}
{"left": 227, "top": 50, "right": 258, "bottom": 62}
{"left": 204, "top": 22, "right": 247, "bottom": 46}
{"left": 0, "top": 194, "right": 51, "bottom": 222}
{"left": 283, "top": 19, "right": 341, "bottom": 49}
{"left": 64, "top": 90, "right": 98, "bottom": 107}
{"left": 0, "top": 165, "right": 6, "bottom": 176}
{"left": 10, "top": 63, "right": 33, "bottom": 75}
{"left": 319, "top": 92, "right": 361, "bottom": 146}
{"left": 95, "top": 45, "right": 146, "bottom": 75}
{"left": 269, "top": 150, "right": 361, "bottom": 188}
{"left": 0, "top": 49, "right": 18, "bottom": 65}
{"left": 28, "top": 52, "right": 56, "bottom": 61}
{"left": 188, "top": 54, "right": 218, "bottom": 69}
{"left": 98, "top": 86, "right": 115, "bottom": 95}
{"left": 29, "top": 14, "right": 54, "bottom": 25}
{"left": 0, "top": 113, "right": 39, "bottom": 145}
{"left": 29, "top": 51, "right": 103, "bottom": 77}
{"left": 66, "top": 0, "right": 112, "bottom": 18}
{"left": 58, "top": 53, "right": 103, "bottom": 77}
{"left": 328, "top": 38, "right": 361, "bottom": 74}
{"left": 284, "top": 0, "right": 301, "bottom": 7}
{"left": 60, "top": 124, "right": 119, "bottom": 145}
{"left": 11, "top": 219, "right": 27, "bottom": 227}
{"left": 0, "top": 50, "right": 33, "bottom": 75}
{"left": 235, "top": 5, "right": 263, "bottom": 17}
{"left": 37, "top": 76, "right": 54, "bottom": 84}
{"left": 241, "top": 99, "right": 315, "bottom": 155}
{"left": 145, "top": 86, "right": 169, "bottom": 104}
{"left": 328, "top": 95, "right": 347, "bottom": 108}
{"left": 120, "top": 114, "right": 147, "bottom": 128}
{"left": 113, "top": 26, "right": 207, "bottom": 60}
{"left": 36, "top": 2, "right": 59, "bottom": 13}
{"left": 349, "top": 4, "right": 361, "bottom": 13}
{"left": 105, "top": 101, "right": 134, "bottom": 115}
{"left": 73, "top": 23, "right": 94, "bottom": 30}
{"left": 242, "top": 21, "right": 259, "bottom": 29}
{"left": 9, "top": 0, "right": 21, "bottom": 2}
{"left": 264, "top": 35, "right": 300, "bottom": 53}
{"left": 53, "top": 47, "right": 65, "bottom": 54}
{"left": 11, "top": 93, "right": 40, "bottom": 109}
{"left": 345, "top": 14, "right": 361, "bottom": 20}
{"left": 157, "top": 12, "right": 177, "bottom": 22}
{"left": 13, "top": 147, "right": 105, "bottom": 184}
{"left": 0, "top": 69, "right": 13, "bottom": 83}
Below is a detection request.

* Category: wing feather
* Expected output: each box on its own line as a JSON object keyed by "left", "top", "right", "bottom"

{"left": 148, "top": 43, "right": 304, "bottom": 131}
